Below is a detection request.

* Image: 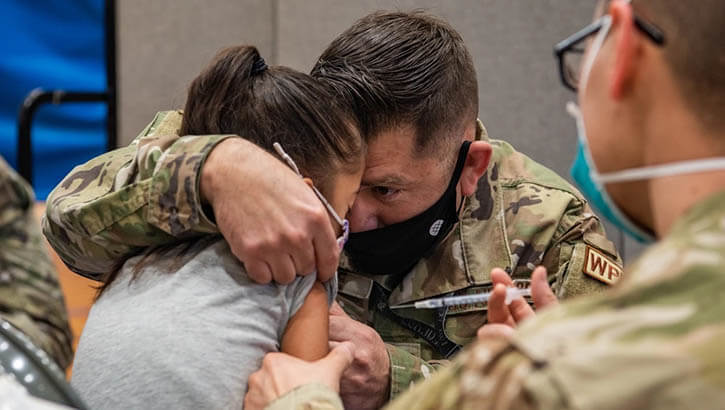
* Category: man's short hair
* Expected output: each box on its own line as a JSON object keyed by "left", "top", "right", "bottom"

{"left": 632, "top": 0, "right": 725, "bottom": 131}
{"left": 312, "top": 10, "right": 479, "bottom": 155}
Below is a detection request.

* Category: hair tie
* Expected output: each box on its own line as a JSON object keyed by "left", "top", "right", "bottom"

{"left": 251, "top": 56, "right": 268, "bottom": 75}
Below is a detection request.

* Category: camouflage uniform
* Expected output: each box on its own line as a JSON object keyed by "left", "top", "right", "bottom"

{"left": 267, "top": 189, "right": 725, "bottom": 410}
{"left": 0, "top": 156, "right": 73, "bottom": 369}
{"left": 43, "top": 111, "right": 622, "bottom": 397}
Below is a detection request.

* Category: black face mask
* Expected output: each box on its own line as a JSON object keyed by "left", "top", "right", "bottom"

{"left": 345, "top": 141, "right": 472, "bottom": 276}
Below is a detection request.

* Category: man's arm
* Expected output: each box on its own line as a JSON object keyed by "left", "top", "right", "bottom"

{"left": 382, "top": 337, "right": 545, "bottom": 410}
{"left": 328, "top": 305, "right": 445, "bottom": 406}
{"left": 43, "top": 110, "right": 340, "bottom": 283}
{"left": 0, "top": 157, "right": 73, "bottom": 368}
{"left": 543, "top": 200, "right": 623, "bottom": 299}
{"left": 385, "top": 344, "right": 441, "bottom": 398}
{"left": 43, "top": 111, "right": 225, "bottom": 279}
{"left": 256, "top": 337, "right": 551, "bottom": 410}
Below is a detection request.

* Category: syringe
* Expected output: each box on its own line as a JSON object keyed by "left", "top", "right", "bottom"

{"left": 390, "top": 287, "right": 531, "bottom": 310}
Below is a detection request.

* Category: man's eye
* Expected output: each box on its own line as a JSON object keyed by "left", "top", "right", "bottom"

{"left": 373, "top": 186, "right": 399, "bottom": 197}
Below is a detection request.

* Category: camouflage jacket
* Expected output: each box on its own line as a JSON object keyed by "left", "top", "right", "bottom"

{"left": 43, "top": 111, "right": 622, "bottom": 398}
{"left": 267, "top": 190, "right": 725, "bottom": 410}
{"left": 0, "top": 156, "right": 73, "bottom": 369}
{"left": 336, "top": 120, "right": 621, "bottom": 397}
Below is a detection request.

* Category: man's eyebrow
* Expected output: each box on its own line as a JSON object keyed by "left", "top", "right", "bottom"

{"left": 361, "top": 174, "right": 410, "bottom": 187}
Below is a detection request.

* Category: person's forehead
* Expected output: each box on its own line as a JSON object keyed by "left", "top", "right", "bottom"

{"left": 365, "top": 125, "right": 417, "bottom": 158}
{"left": 361, "top": 128, "right": 444, "bottom": 186}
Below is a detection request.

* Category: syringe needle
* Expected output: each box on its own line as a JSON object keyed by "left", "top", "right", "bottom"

{"left": 390, "top": 287, "right": 530, "bottom": 310}
{"left": 390, "top": 303, "right": 416, "bottom": 309}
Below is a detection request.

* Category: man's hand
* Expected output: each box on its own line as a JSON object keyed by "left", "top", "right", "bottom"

{"left": 478, "top": 266, "right": 559, "bottom": 340}
{"left": 201, "top": 138, "right": 339, "bottom": 284}
{"left": 244, "top": 342, "right": 354, "bottom": 410}
{"left": 329, "top": 302, "right": 390, "bottom": 410}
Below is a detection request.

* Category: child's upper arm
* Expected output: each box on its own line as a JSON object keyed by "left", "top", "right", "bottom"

{"left": 281, "top": 280, "right": 329, "bottom": 361}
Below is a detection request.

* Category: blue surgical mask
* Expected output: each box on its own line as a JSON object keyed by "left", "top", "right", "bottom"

{"left": 273, "top": 143, "right": 350, "bottom": 249}
{"left": 568, "top": 14, "right": 725, "bottom": 243}
{"left": 568, "top": 102, "right": 655, "bottom": 243}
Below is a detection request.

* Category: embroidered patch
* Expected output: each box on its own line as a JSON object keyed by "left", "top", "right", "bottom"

{"left": 583, "top": 246, "right": 623, "bottom": 285}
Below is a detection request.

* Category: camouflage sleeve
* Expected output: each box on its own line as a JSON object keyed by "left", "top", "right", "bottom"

{"left": 265, "top": 383, "right": 345, "bottom": 410}
{"left": 543, "top": 200, "right": 623, "bottom": 299}
{"left": 0, "top": 157, "right": 73, "bottom": 369}
{"left": 385, "top": 337, "right": 558, "bottom": 410}
{"left": 265, "top": 339, "right": 554, "bottom": 410}
{"left": 386, "top": 344, "right": 440, "bottom": 399}
{"left": 42, "top": 111, "right": 232, "bottom": 280}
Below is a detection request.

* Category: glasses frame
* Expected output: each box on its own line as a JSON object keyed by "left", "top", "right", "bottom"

{"left": 554, "top": 14, "right": 666, "bottom": 92}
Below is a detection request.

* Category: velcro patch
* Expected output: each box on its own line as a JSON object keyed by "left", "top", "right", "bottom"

{"left": 583, "top": 246, "right": 623, "bottom": 285}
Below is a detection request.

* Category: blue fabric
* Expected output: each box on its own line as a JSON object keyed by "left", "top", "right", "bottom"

{"left": 0, "top": 0, "right": 106, "bottom": 199}
{"left": 570, "top": 138, "right": 654, "bottom": 244}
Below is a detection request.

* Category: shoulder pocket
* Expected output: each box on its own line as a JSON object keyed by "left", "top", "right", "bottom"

{"left": 558, "top": 242, "right": 620, "bottom": 299}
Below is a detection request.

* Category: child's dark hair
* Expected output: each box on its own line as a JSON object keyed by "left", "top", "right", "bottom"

{"left": 181, "top": 45, "right": 363, "bottom": 193}
{"left": 97, "top": 46, "right": 363, "bottom": 298}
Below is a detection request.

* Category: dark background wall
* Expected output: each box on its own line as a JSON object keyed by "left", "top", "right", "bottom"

{"left": 117, "top": 0, "right": 644, "bottom": 261}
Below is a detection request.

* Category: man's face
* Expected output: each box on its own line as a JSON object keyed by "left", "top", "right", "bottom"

{"left": 348, "top": 125, "right": 455, "bottom": 232}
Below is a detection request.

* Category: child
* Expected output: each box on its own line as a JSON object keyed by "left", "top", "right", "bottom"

{"left": 70, "top": 46, "right": 364, "bottom": 410}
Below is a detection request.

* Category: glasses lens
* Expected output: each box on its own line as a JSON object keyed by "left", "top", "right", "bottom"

{"left": 563, "top": 47, "right": 585, "bottom": 90}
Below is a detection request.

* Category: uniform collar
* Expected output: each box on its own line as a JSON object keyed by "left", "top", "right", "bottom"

{"left": 143, "top": 110, "right": 184, "bottom": 138}
{"left": 668, "top": 190, "right": 725, "bottom": 239}
{"left": 475, "top": 118, "right": 490, "bottom": 142}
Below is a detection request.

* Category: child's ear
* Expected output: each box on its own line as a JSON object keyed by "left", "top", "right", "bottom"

{"left": 302, "top": 177, "right": 315, "bottom": 188}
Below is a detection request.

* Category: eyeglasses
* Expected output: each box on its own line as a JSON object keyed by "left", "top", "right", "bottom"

{"left": 554, "top": 14, "right": 665, "bottom": 92}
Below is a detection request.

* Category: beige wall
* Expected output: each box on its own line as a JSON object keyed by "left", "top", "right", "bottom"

{"left": 118, "top": 1, "right": 643, "bottom": 260}
{"left": 118, "top": 0, "right": 274, "bottom": 143}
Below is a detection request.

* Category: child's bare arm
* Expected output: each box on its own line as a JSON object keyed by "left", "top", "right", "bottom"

{"left": 281, "top": 280, "right": 330, "bottom": 361}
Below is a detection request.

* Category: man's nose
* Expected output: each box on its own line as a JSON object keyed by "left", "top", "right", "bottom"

{"left": 349, "top": 197, "right": 380, "bottom": 232}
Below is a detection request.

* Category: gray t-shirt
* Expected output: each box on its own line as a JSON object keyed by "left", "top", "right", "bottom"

{"left": 71, "top": 238, "right": 336, "bottom": 410}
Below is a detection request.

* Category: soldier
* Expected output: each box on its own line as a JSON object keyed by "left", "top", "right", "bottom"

{"left": 0, "top": 156, "right": 73, "bottom": 369}
{"left": 244, "top": 0, "right": 725, "bottom": 408}
{"left": 43, "top": 11, "right": 622, "bottom": 408}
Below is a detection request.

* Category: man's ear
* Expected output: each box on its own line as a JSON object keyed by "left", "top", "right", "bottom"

{"left": 460, "top": 141, "right": 492, "bottom": 196}
{"left": 609, "top": 0, "right": 638, "bottom": 99}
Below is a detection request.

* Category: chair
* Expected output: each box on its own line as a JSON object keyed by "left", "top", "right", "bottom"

{"left": 16, "top": 0, "right": 117, "bottom": 185}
